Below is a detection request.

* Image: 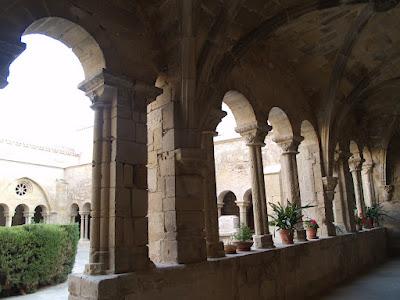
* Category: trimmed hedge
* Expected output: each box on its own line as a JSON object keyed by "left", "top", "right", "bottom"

{"left": 0, "top": 224, "right": 79, "bottom": 296}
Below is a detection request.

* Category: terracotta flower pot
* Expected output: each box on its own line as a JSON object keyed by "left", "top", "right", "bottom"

{"left": 306, "top": 228, "right": 318, "bottom": 240}
{"left": 365, "top": 218, "right": 374, "bottom": 229}
{"left": 233, "top": 241, "right": 253, "bottom": 251}
{"left": 224, "top": 244, "right": 237, "bottom": 254}
{"left": 279, "top": 229, "right": 294, "bottom": 244}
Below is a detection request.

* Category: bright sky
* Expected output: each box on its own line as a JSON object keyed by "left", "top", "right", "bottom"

{"left": 0, "top": 34, "right": 93, "bottom": 148}
{"left": 214, "top": 103, "right": 240, "bottom": 142}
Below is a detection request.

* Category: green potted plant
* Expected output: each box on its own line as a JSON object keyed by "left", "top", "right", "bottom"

{"left": 355, "top": 214, "right": 363, "bottom": 231}
{"left": 365, "top": 203, "right": 386, "bottom": 229}
{"left": 268, "top": 201, "right": 313, "bottom": 245}
{"left": 304, "top": 219, "right": 319, "bottom": 240}
{"left": 233, "top": 224, "right": 253, "bottom": 251}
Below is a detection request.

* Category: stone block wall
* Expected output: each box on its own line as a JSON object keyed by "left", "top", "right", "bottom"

{"left": 69, "top": 228, "right": 387, "bottom": 300}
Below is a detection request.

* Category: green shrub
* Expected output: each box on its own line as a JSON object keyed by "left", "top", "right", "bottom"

{"left": 0, "top": 224, "right": 79, "bottom": 296}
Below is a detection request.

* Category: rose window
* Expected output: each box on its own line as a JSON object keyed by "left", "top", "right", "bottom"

{"left": 15, "top": 183, "right": 28, "bottom": 196}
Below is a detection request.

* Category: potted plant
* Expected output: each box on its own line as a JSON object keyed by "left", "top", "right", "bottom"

{"left": 268, "top": 201, "right": 313, "bottom": 245}
{"left": 304, "top": 219, "right": 319, "bottom": 240}
{"left": 355, "top": 215, "right": 363, "bottom": 231}
{"left": 233, "top": 224, "right": 253, "bottom": 251}
{"left": 365, "top": 203, "right": 386, "bottom": 229}
{"left": 224, "top": 236, "right": 237, "bottom": 254}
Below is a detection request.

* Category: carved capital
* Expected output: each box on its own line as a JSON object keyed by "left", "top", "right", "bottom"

{"left": 202, "top": 108, "right": 227, "bottom": 132}
{"left": 235, "top": 200, "right": 251, "bottom": 209}
{"left": 0, "top": 40, "right": 26, "bottom": 89}
{"left": 274, "top": 135, "right": 304, "bottom": 154}
{"left": 361, "top": 162, "right": 374, "bottom": 173}
{"left": 348, "top": 157, "right": 364, "bottom": 172}
{"left": 322, "top": 176, "right": 338, "bottom": 192}
{"left": 236, "top": 123, "right": 271, "bottom": 146}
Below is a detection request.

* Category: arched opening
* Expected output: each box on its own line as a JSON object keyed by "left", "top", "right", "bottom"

{"left": 297, "top": 120, "right": 323, "bottom": 224}
{"left": 244, "top": 189, "right": 254, "bottom": 231}
{"left": 12, "top": 204, "right": 29, "bottom": 226}
{"left": 33, "top": 205, "right": 47, "bottom": 224}
{"left": 0, "top": 204, "right": 8, "bottom": 226}
{"left": 71, "top": 203, "right": 81, "bottom": 225}
{"left": 268, "top": 107, "right": 294, "bottom": 142}
{"left": 221, "top": 191, "right": 240, "bottom": 217}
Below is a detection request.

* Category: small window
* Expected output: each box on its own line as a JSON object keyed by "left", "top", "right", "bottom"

{"left": 15, "top": 183, "right": 28, "bottom": 196}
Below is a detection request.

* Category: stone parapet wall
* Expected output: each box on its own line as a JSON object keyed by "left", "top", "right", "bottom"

{"left": 69, "top": 228, "right": 387, "bottom": 300}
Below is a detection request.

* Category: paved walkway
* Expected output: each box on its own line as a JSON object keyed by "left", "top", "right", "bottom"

{"left": 8, "top": 241, "right": 89, "bottom": 300}
{"left": 321, "top": 258, "right": 400, "bottom": 300}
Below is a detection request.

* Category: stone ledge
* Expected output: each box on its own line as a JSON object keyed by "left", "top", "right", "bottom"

{"left": 69, "top": 228, "right": 386, "bottom": 300}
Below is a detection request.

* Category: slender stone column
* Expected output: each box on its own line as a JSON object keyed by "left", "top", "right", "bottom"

{"left": 236, "top": 200, "right": 250, "bottom": 226}
{"left": 24, "top": 213, "right": 33, "bottom": 225}
{"left": 5, "top": 214, "right": 11, "bottom": 227}
{"left": 274, "top": 136, "right": 306, "bottom": 241}
{"left": 361, "top": 162, "right": 376, "bottom": 207}
{"left": 80, "top": 214, "right": 85, "bottom": 240}
{"left": 84, "top": 214, "right": 90, "bottom": 240}
{"left": 217, "top": 201, "right": 223, "bottom": 218}
{"left": 201, "top": 131, "right": 225, "bottom": 258}
{"left": 334, "top": 150, "right": 356, "bottom": 232}
{"left": 237, "top": 124, "right": 274, "bottom": 249}
{"left": 349, "top": 157, "right": 366, "bottom": 217}
{"left": 322, "top": 177, "right": 338, "bottom": 236}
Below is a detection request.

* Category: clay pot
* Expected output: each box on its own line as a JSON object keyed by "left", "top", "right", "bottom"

{"left": 365, "top": 218, "right": 374, "bottom": 229}
{"left": 279, "top": 229, "right": 294, "bottom": 245}
{"left": 233, "top": 241, "right": 253, "bottom": 251}
{"left": 224, "top": 244, "right": 237, "bottom": 254}
{"left": 306, "top": 228, "right": 318, "bottom": 240}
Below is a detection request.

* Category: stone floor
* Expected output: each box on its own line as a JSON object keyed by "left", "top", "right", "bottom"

{"left": 321, "top": 258, "right": 400, "bottom": 300}
{"left": 8, "top": 241, "right": 89, "bottom": 300}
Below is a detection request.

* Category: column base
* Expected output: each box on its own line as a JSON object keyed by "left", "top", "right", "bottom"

{"left": 206, "top": 241, "right": 225, "bottom": 258}
{"left": 84, "top": 263, "right": 106, "bottom": 275}
{"left": 295, "top": 229, "right": 307, "bottom": 241}
{"left": 253, "top": 234, "right": 275, "bottom": 249}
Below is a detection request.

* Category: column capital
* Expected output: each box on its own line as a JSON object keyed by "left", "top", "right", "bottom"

{"left": 235, "top": 123, "right": 271, "bottom": 146}
{"left": 235, "top": 200, "right": 251, "bottom": 208}
{"left": 322, "top": 176, "right": 338, "bottom": 193}
{"left": 335, "top": 149, "right": 352, "bottom": 163}
{"left": 348, "top": 157, "right": 364, "bottom": 172}
{"left": 274, "top": 135, "right": 304, "bottom": 154}
{"left": 0, "top": 40, "right": 26, "bottom": 89}
{"left": 202, "top": 108, "right": 227, "bottom": 132}
{"left": 361, "top": 162, "right": 374, "bottom": 172}
{"left": 79, "top": 69, "right": 162, "bottom": 107}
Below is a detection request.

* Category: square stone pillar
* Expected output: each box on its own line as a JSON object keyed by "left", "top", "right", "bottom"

{"left": 79, "top": 70, "right": 160, "bottom": 274}
{"left": 147, "top": 80, "right": 206, "bottom": 264}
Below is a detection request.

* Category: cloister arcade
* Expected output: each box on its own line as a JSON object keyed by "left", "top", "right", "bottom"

{"left": 1, "top": 1, "right": 400, "bottom": 299}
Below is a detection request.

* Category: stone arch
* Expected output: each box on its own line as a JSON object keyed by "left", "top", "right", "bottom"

{"left": 222, "top": 90, "right": 258, "bottom": 131}
{"left": 297, "top": 120, "right": 324, "bottom": 224}
{"left": 268, "top": 107, "right": 294, "bottom": 140}
{"left": 33, "top": 205, "right": 47, "bottom": 224}
{"left": 12, "top": 203, "right": 29, "bottom": 226}
{"left": 70, "top": 203, "right": 80, "bottom": 223}
{"left": 0, "top": 203, "right": 9, "bottom": 226}
{"left": 82, "top": 202, "right": 91, "bottom": 214}
{"left": 218, "top": 191, "right": 239, "bottom": 217}
{"left": 23, "top": 17, "right": 106, "bottom": 81}
{"left": 243, "top": 189, "right": 254, "bottom": 230}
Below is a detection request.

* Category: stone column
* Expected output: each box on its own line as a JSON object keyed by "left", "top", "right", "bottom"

{"left": 83, "top": 214, "right": 89, "bottom": 240}
{"left": 349, "top": 157, "right": 366, "bottom": 217}
{"left": 361, "top": 162, "right": 376, "bottom": 207}
{"left": 80, "top": 214, "right": 85, "bottom": 240}
{"left": 274, "top": 136, "right": 306, "bottom": 241}
{"left": 217, "top": 201, "right": 223, "bottom": 218}
{"left": 236, "top": 200, "right": 250, "bottom": 227}
{"left": 322, "top": 177, "right": 338, "bottom": 236}
{"left": 201, "top": 130, "right": 225, "bottom": 258}
{"left": 24, "top": 213, "right": 33, "bottom": 225}
{"left": 5, "top": 214, "right": 11, "bottom": 227}
{"left": 0, "top": 40, "right": 25, "bottom": 89}
{"left": 79, "top": 70, "right": 160, "bottom": 274}
{"left": 334, "top": 150, "right": 356, "bottom": 232}
{"left": 237, "top": 125, "right": 274, "bottom": 249}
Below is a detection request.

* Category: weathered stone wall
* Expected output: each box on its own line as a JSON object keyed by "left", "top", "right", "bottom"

{"left": 69, "top": 228, "right": 387, "bottom": 300}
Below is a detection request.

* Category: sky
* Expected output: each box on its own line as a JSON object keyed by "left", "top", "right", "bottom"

{"left": 0, "top": 34, "right": 93, "bottom": 148}
{"left": 0, "top": 33, "right": 237, "bottom": 149}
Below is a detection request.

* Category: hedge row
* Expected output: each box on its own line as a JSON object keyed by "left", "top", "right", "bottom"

{"left": 0, "top": 224, "right": 79, "bottom": 296}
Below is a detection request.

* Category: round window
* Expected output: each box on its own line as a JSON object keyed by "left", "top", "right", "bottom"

{"left": 15, "top": 183, "right": 28, "bottom": 196}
